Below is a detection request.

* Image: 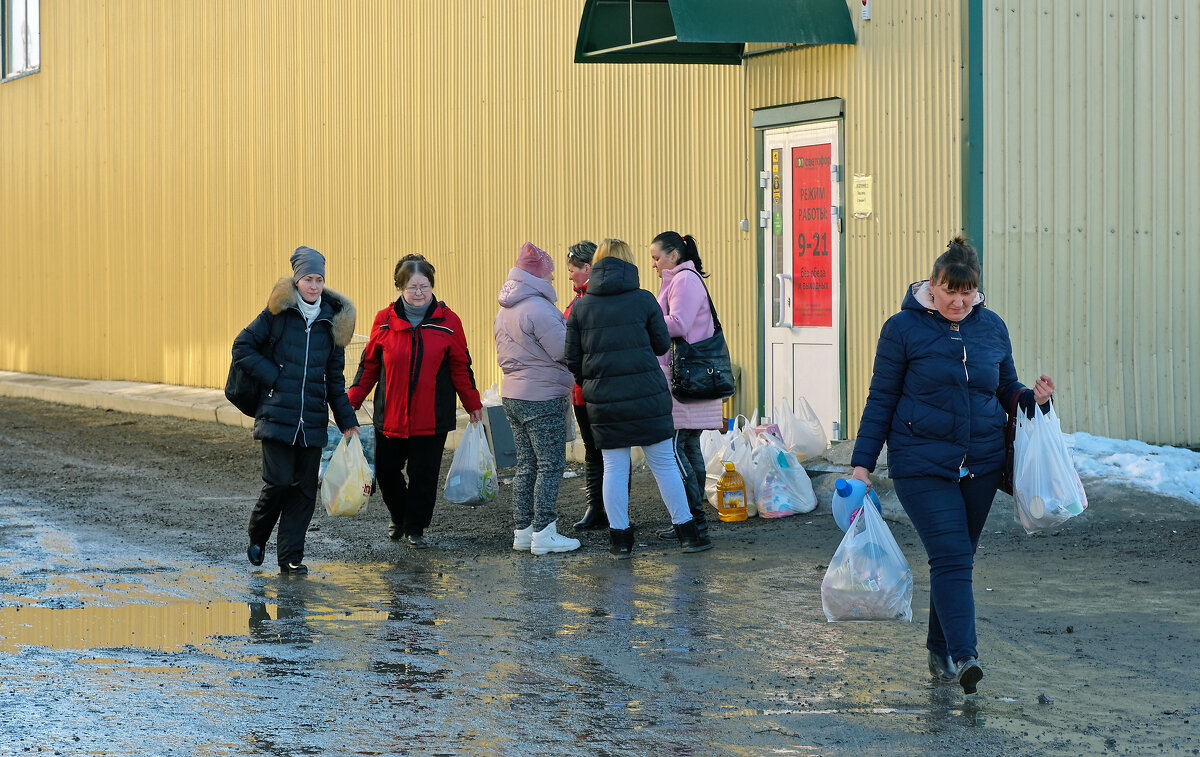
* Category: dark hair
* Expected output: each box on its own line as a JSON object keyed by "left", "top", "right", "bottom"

{"left": 652, "top": 231, "right": 707, "bottom": 277}
{"left": 930, "top": 236, "right": 980, "bottom": 291}
{"left": 394, "top": 254, "right": 436, "bottom": 291}
{"left": 567, "top": 240, "right": 597, "bottom": 266}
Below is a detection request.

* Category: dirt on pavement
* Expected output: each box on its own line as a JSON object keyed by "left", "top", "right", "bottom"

{"left": 0, "top": 395, "right": 1197, "bottom": 755}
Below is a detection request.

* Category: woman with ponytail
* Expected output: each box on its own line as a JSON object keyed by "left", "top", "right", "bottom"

{"left": 849, "top": 237, "right": 1057, "bottom": 694}
{"left": 649, "top": 231, "right": 725, "bottom": 541}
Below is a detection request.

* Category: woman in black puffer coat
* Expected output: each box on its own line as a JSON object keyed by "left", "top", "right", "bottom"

{"left": 232, "top": 246, "right": 359, "bottom": 575}
{"left": 565, "top": 238, "right": 711, "bottom": 557}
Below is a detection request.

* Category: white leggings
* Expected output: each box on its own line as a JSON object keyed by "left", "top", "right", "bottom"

{"left": 601, "top": 438, "right": 691, "bottom": 530}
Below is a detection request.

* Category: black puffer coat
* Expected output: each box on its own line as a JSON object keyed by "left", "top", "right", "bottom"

{"left": 565, "top": 256, "right": 673, "bottom": 449}
{"left": 232, "top": 277, "right": 359, "bottom": 447}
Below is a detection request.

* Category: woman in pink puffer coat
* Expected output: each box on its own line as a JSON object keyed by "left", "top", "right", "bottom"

{"left": 650, "top": 232, "right": 725, "bottom": 540}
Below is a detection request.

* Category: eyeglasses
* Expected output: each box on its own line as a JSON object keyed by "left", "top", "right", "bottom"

{"left": 404, "top": 284, "right": 432, "bottom": 294}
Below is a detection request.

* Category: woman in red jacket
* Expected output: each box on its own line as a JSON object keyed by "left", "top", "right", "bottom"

{"left": 349, "top": 254, "right": 483, "bottom": 548}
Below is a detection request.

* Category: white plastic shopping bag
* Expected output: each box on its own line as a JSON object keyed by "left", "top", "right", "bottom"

{"left": 773, "top": 397, "right": 829, "bottom": 461}
{"left": 753, "top": 435, "right": 816, "bottom": 518}
{"left": 821, "top": 500, "right": 914, "bottom": 622}
{"left": 319, "top": 434, "right": 373, "bottom": 517}
{"left": 704, "top": 415, "right": 759, "bottom": 516}
{"left": 1012, "top": 400, "right": 1087, "bottom": 534}
{"left": 444, "top": 421, "right": 498, "bottom": 505}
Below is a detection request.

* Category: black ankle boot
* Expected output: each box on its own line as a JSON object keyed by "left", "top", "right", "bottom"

{"left": 574, "top": 503, "right": 608, "bottom": 530}
{"left": 609, "top": 527, "right": 633, "bottom": 559}
{"left": 387, "top": 520, "right": 402, "bottom": 541}
{"left": 928, "top": 651, "right": 957, "bottom": 683}
{"left": 673, "top": 520, "right": 713, "bottom": 553}
{"left": 956, "top": 656, "right": 983, "bottom": 694}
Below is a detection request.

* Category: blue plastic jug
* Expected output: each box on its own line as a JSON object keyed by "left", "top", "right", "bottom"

{"left": 832, "top": 477, "right": 882, "bottom": 532}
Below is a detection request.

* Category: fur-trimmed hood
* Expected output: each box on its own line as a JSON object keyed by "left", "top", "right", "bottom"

{"left": 266, "top": 276, "right": 356, "bottom": 347}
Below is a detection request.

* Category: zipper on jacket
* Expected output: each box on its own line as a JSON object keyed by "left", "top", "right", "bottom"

{"left": 295, "top": 322, "right": 312, "bottom": 446}
{"left": 406, "top": 325, "right": 423, "bottom": 430}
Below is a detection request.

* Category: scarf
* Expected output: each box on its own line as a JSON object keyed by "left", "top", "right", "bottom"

{"left": 296, "top": 292, "right": 322, "bottom": 326}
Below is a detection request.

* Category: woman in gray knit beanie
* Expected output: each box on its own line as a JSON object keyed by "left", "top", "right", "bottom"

{"left": 232, "top": 245, "right": 359, "bottom": 575}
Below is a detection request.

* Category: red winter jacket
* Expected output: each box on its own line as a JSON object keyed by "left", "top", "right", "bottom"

{"left": 563, "top": 284, "right": 587, "bottom": 406}
{"left": 348, "top": 299, "right": 482, "bottom": 438}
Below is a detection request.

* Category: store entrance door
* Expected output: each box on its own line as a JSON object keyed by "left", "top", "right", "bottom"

{"left": 761, "top": 120, "right": 844, "bottom": 439}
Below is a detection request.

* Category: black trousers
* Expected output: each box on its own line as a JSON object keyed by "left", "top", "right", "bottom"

{"left": 374, "top": 432, "right": 448, "bottom": 537}
{"left": 248, "top": 439, "right": 322, "bottom": 567}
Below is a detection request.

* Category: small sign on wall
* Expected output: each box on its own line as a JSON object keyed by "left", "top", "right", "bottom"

{"left": 852, "top": 174, "right": 873, "bottom": 219}
{"left": 862, "top": 0, "right": 871, "bottom": 21}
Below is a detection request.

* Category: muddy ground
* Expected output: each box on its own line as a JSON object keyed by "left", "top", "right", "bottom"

{"left": 0, "top": 394, "right": 1197, "bottom": 756}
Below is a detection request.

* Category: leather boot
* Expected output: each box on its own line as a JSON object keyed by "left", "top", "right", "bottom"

{"left": 609, "top": 527, "right": 633, "bottom": 559}
{"left": 673, "top": 519, "right": 713, "bottom": 553}
{"left": 657, "top": 498, "right": 709, "bottom": 539}
{"left": 574, "top": 456, "right": 608, "bottom": 530}
{"left": 574, "top": 503, "right": 608, "bottom": 530}
{"left": 387, "top": 519, "right": 402, "bottom": 541}
{"left": 928, "top": 651, "right": 958, "bottom": 683}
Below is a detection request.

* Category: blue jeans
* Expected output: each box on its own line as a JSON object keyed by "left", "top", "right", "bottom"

{"left": 892, "top": 470, "right": 1002, "bottom": 663}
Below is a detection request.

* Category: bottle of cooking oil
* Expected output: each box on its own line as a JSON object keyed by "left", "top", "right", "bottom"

{"left": 715, "top": 460, "right": 748, "bottom": 522}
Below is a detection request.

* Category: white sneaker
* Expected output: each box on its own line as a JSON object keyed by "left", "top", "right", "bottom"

{"left": 513, "top": 525, "right": 534, "bottom": 551}
{"left": 530, "top": 521, "right": 581, "bottom": 555}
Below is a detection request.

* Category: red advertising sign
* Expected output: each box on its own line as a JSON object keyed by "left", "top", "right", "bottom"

{"left": 791, "top": 144, "right": 833, "bottom": 327}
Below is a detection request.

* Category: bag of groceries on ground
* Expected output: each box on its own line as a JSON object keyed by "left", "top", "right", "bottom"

{"left": 773, "top": 397, "right": 829, "bottom": 461}
{"left": 1012, "top": 399, "right": 1087, "bottom": 534}
{"left": 752, "top": 434, "right": 816, "bottom": 518}
{"left": 821, "top": 498, "right": 913, "bottom": 621}
{"left": 319, "top": 433, "right": 373, "bottom": 517}
{"left": 444, "top": 421, "right": 497, "bottom": 505}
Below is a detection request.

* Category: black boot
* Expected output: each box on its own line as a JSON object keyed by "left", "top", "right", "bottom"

{"left": 658, "top": 501, "right": 709, "bottom": 539}
{"left": 387, "top": 519, "right": 402, "bottom": 541}
{"left": 575, "top": 456, "right": 609, "bottom": 530}
{"left": 609, "top": 527, "right": 633, "bottom": 559}
{"left": 574, "top": 503, "right": 608, "bottom": 530}
{"left": 673, "top": 519, "right": 713, "bottom": 553}
{"left": 928, "top": 651, "right": 958, "bottom": 683}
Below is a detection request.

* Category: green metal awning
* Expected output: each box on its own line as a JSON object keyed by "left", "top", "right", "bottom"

{"left": 575, "top": 0, "right": 857, "bottom": 65}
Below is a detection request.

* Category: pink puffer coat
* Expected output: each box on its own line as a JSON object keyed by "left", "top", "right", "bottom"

{"left": 656, "top": 261, "right": 725, "bottom": 431}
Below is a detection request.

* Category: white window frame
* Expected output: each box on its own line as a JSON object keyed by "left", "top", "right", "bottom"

{"left": 1, "top": 0, "right": 40, "bottom": 82}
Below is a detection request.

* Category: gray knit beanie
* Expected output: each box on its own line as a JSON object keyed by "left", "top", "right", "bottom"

{"left": 290, "top": 245, "right": 326, "bottom": 283}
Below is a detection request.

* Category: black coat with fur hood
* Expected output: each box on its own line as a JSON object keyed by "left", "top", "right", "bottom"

{"left": 233, "top": 277, "right": 359, "bottom": 447}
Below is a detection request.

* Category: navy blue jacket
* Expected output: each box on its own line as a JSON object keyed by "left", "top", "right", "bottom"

{"left": 565, "top": 256, "right": 674, "bottom": 450}
{"left": 851, "top": 281, "right": 1035, "bottom": 480}
{"left": 232, "top": 277, "right": 359, "bottom": 447}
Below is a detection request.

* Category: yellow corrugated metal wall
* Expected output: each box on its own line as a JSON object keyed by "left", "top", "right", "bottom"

{"left": 745, "top": 0, "right": 964, "bottom": 436}
{"left": 984, "top": 0, "right": 1200, "bottom": 445}
{"left": 0, "top": 2, "right": 753, "bottom": 400}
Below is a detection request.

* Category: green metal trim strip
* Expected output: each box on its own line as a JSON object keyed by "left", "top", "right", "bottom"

{"left": 754, "top": 127, "right": 767, "bottom": 417}
{"left": 962, "top": 0, "right": 984, "bottom": 258}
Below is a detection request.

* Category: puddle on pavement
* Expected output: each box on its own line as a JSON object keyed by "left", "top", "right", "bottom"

{"left": 0, "top": 502, "right": 1195, "bottom": 755}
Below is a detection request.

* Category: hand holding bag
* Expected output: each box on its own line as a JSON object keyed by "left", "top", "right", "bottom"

{"left": 667, "top": 270, "right": 736, "bottom": 401}
{"left": 444, "top": 422, "right": 498, "bottom": 505}
{"left": 319, "top": 434, "right": 373, "bottom": 517}
{"left": 821, "top": 500, "right": 914, "bottom": 622}
{"left": 1011, "top": 399, "right": 1087, "bottom": 533}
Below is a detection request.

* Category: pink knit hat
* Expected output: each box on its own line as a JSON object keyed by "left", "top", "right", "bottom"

{"left": 515, "top": 242, "right": 554, "bottom": 278}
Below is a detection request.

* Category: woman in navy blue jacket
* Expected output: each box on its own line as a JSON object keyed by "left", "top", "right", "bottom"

{"left": 850, "top": 238, "right": 1055, "bottom": 694}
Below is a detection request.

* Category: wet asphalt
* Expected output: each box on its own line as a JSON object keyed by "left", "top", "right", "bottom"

{"left": 2, "top": 488, "right": 1198, "bottom": 756}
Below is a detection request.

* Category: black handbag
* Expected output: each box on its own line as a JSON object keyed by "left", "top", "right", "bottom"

{"left": 225, "top": 313, "right": 286, "bottom": 417}
{"left": 667, "top": 271, "right": 735, "bottom": 401}
{"left": 998, "top": 390, "right": 1023, "bottom": 496}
